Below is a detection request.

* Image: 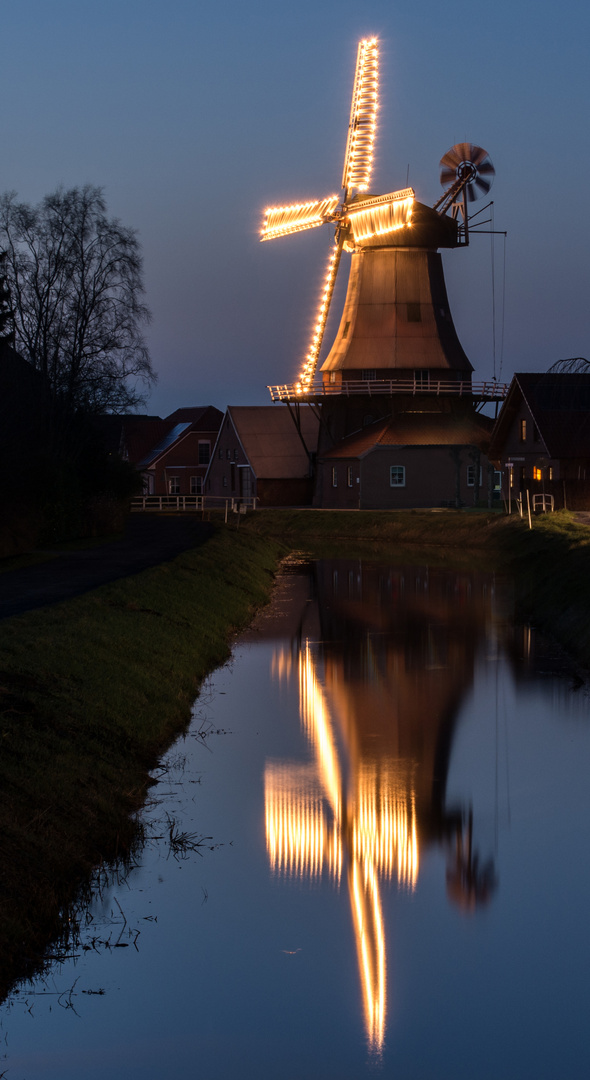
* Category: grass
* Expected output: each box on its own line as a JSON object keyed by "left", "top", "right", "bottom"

{"left": 0, "top": 525, "right": 285, "bottom": 998}
{"left": 1, "top": 506, "right": 590, "bottom": 998}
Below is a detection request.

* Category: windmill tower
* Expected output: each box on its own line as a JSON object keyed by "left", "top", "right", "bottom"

{"left": 262, "top": 39, "right": 507, "bottom": 453}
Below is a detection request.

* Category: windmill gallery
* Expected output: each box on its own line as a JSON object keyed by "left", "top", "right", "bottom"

{"left": 149, "top": 39, "right": 590, "bottom": 512}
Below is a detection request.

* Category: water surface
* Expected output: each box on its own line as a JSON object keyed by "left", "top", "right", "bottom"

{"left": 2, "top": 557, "right": 590, "bottom": 1079}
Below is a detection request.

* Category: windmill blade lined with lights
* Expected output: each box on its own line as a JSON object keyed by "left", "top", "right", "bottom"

{"left": 260, "top": 38, "right": 415, "bottom": 392}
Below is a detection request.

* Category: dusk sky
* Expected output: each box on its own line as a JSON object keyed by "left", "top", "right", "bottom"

{"left": 2, "top": 0, "right": 588, "bottom": 417}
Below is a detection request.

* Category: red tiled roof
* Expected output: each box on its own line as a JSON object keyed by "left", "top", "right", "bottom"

{"left": 228, "top": 406, "right": 320, "bottom": 478}
{"left": 323, "top": 411, "right": 494, "bottom": 459}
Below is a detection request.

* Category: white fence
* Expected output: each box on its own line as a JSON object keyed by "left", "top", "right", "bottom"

{"left": 131, "top": 495, "right": 258, "bottom": 517}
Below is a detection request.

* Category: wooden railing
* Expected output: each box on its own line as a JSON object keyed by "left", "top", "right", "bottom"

{"left": 267, "top": 379, "right": 509, "bottom": 402}
{"left": 130, "top": 495, "right": 258, "bottom": 515}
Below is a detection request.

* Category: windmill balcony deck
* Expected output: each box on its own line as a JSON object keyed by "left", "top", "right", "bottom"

{"left": 267, "top": 378, "right": 509, "bottom": 404}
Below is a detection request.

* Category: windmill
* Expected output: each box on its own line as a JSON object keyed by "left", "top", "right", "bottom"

{"left": 261, "top": 38, "right": 496, "bottom": 397}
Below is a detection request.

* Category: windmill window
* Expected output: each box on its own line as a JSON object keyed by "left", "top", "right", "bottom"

{"left": 362, "top": 369, "right": 376, "bottom": 381}
{"left": 329, "top": 371, "right": 337, "bottom": 384}
{"left": 520, "top": 419, "right": 527, "bottom": 442}
{"left": 342, "top": 321, "right": 350, "bottom": 339}
{"left": 407, "top": 303, "right": 421, "bottom": 322}
{"left": 390, "top": 466, "right": 406, "bottom": 487}
{"left": 414, "top": 369, "right": 430, "bottom": 388}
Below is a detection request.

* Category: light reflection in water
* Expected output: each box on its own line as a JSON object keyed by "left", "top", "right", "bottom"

{"left": 266, "top": 639, "right": 419, "bottom": 1053}
{"left": 263, "top": 560, "right": 509, "bottom": 1054}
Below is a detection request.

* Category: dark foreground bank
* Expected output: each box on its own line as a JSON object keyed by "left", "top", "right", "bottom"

{"left": 1, "top": 508, "right": 589, "bottom": 999}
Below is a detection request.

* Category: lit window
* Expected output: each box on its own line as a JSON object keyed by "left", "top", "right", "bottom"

{"left": 168, "top": 477, "right": 180, "bottom": 494}
{"left": 190, "top": 476, "right": 202, "bottom": 495}
{"left": 332, "top": 467, "right": 338, "bottom": 488}
{"left": 347, "top": 466, "right": 353, "bottom": 487}
{"left": 520, "top": 419, "right": 527, "bottom": 442}
{"left": 329, "top": 371, "right": 336, "bottom": 383}
{"left": 549, "top": 467, "right": 553, "bottom": 480}
{"left": 390, "top": 465, "right": 405, "bottom": 487}
{"left": 198, "top": 441, "right": 210, "bottom": 464}
{"left": 533, "top": 466, "right": 542, "bottom": 481}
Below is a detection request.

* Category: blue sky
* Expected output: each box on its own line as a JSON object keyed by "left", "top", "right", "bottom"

{"left": 1, "top": 0, "right": 588, "bottom": 416}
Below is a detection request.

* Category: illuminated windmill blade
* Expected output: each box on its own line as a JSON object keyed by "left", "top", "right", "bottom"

{"left": 341, "top": 38, "right": 379, "bottom": 196}
{"left": 346, "top": 187, "right": 415, "bottom": 244}
{"left": 297, "top": 239, "right": 345, "bottom": 391}
{"left": 260, "top": 196, "right": 340, "bottom": 241}
{"left": 439, "top": 143, "right": 495, "bottom": 203}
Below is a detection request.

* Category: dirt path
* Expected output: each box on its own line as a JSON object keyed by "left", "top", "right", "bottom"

{"left": 0, "top": 514, "right": 212, "bottom": 620}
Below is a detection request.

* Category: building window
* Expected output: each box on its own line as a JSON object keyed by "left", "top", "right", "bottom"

{"left": 230, "top": 463, "right": 236, "bottom": 491}
{"left": 190, "top": 476, "right": 202, "bottom": 495}
{"left": 222, "top": 476, "right": 228, "bottom": 488}
{"left": 168, "top": 477, "right": 180, "bottom": 494}
{"left": 390, "top": 465, "right": 406, "bottom": 487}
{"left": 198, "top": 441, "right": 210, "bottom": 464}
{"left": 362, "top": 369, "right": 376, "bottom": 381}
{"left": 407, "top": 302, "right": 421, "bottom": 322}
{"left": 329, "top": 371, "right": 336, "bottom": 383}
{"left": 549, "top": 467, "right": 553, "bottom": 480}
{"left": 533, "top": 466, "right": 542, "bottom": 481}
{"left": 218, "top": 448, "right": 223, "bottom": 459}
{"left": 332, "top": 467, "right": 338, "bottom": 488}
{"left": 467, "top": 465, "right": 483, "bottom": 487}
{"left": 520, "top": 419, "right": 527, "bottom": 442}
{"left": 226, "top": 448, "right": 231, "bottom": 460}
{"left": 347, "top": 466, "right": 353, "bottom": 487}
{"left": 493, "top": 471, "right": 502, "bottom": 491}
{"left": 233, "top": 449, "right": 238, "bottom": 459}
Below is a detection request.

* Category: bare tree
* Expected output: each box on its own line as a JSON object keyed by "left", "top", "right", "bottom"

{"left": 0, "top": 186, "right": 155, "bottom": 417}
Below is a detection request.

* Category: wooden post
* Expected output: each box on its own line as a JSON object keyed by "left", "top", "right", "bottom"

{"left": 526, "top": 488, "right": 532, "bottom": 530}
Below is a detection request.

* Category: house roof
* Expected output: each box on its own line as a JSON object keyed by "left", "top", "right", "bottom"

{"left": 323, "top": 411, "right": 494, "bottom": 460}
{"left": 489, "top": 373, "right": 590, "bottom": 459}
{"left": 227, "top": 406, "right": 320, "bottom": 478}
{"left": 165, "top": 406, "right": 224, "bottom": 430}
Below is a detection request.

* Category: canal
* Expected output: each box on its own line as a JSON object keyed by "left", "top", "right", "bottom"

{"left": 2, "top": 555, "right": 590, "bottom": 1079}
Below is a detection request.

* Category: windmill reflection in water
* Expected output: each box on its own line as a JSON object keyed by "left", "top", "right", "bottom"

{"left": 264, "top": 561, "right": 502, "bottom": 1052}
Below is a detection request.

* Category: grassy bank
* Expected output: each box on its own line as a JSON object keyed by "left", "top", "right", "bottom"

{"left": 0, "top": 526, "right": 285, "bottom": 997}
{"left": 1, "top": 507, "right": 590, "bottom": 997}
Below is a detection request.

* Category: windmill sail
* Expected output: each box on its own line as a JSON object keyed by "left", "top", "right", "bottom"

{"left": 261, "top": 196, "right": 339, "bottom": 241}
{"left": 341, "top": 38, "right": 379, "bottom": 195}
{"left": 347, "top": 188, "right": 415, "bottom": 244}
